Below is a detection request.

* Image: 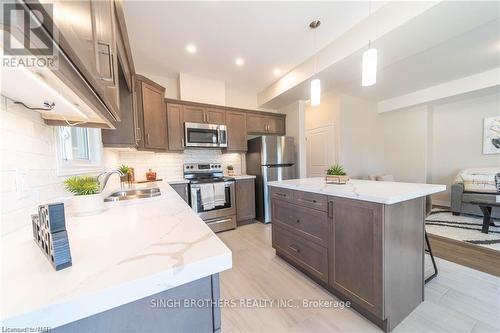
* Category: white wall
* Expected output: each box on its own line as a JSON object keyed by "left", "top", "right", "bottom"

{"left": 279, "top": 100, "right": 306, "bottom": 178}
{"left": 179, "top": 73, "right": 225, "bottom": 105}
{"left": 380, "top": 105, "right": 429, "bottom": 183}
{"left": 138, "top": 72, "right": 179, "bottom": 99}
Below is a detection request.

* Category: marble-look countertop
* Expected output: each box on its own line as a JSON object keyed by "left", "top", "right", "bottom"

{"left": 1, "top": 183, "right": 232, "bottom": 329}
{"left": 231, "top": 175, "right": 256, "bottom": 180}
{"left": 268, "top": 178, "right": 446, "bottom": 205}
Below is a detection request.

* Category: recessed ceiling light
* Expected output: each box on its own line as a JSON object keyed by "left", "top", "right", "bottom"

{"left": 273, "top": 68, "right": 282, "bottom": 76}
{"left": 186, "top": 44, "right": 197, "bottom": 54}
{"left": 235, "top": 58, "right": 245, "bottom": 66}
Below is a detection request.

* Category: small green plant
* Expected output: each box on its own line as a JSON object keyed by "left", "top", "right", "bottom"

{"left": 64, "top": 176, "right": 100, "bottom": 196}
{"left": 118, "top": 164, "right": 130, "bottom": 174}
{"left": 326, "top": 164, "right": 347, "bottom": 176}
{"left": 227, "top": 165, "right": 234, "bottom": 171}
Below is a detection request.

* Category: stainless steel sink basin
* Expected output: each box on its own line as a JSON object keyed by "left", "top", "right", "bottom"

{"left": 104, "top": 188, "right": 161, "bottom": 202}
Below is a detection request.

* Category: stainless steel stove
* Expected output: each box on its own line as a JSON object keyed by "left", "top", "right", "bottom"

{"left": 184, "top": 163, "right": 236, "bottom": 233}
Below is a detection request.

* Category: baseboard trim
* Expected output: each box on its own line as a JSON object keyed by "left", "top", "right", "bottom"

{"left": 427, "top": 233, "right": 500, "bottom": 277}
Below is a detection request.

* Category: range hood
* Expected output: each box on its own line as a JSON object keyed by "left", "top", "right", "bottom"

{"left": 0, "top": 4, "right": 116, "bottom": 129}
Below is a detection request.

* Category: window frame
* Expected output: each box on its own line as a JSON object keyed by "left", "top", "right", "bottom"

{"left": 55, "top": 126, "right": 104, "bottom": 177}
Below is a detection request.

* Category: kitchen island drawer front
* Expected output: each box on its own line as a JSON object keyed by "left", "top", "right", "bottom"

{"left": 272, "top": 199, "right": 329, "bottom": 247}
{"left": 270, "top": 187, "right": 293, "bottom": 202}
{"left": 272, "top": 226, "right": 328, "bottom": 283}
{"left": 293, "top": 191, "right": 328, "bottom": 212}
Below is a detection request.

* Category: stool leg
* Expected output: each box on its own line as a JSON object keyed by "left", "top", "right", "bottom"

{"left": 425, "top": 231, "right": 438, "bottom": 284}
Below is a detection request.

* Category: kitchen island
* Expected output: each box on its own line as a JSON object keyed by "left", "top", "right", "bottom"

{"left": 268, "top": 178, "right": 446, "bottom": 332}
{"left": 1, "top": 183, "right": 232, "bottom": 332}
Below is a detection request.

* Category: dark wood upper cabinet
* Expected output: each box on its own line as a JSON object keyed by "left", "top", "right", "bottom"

{"left": 136, "top": 76, "right": 167, "bottom": 151}
{"left": 92, "top": 0, "right": 120, "bottom": 119}
{"left": 206, "top": 108, "right": 226, "bottom": 124}
{"left": 246, "top": 114, "right": 285, "bottom": 135}
{"left": 226, "top": 111, "right": 247, "bottom": 151}
{"left": 166, "top": 103, "right": 184, "bottom": 151}
{"left": 183, "top": 106, "right": 205, "bottom": 123}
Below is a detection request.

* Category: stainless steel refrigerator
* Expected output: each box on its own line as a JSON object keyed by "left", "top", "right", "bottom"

{"left": 246, "top": 136, "right": 295, "bottom": 223}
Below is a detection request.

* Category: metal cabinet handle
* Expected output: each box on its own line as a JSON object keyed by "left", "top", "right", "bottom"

{"left": 97, "top": 41, "right": 115, "bottom": 83}
{"left": 296, "top": 219, "right": 300, "bottom": 224}
{"left": 275, "top": 193, "right": 287, "bottom": 197}
{"left": 301, "top": 198, "right": 317, "bottom": 204}
{"left": 135, "top": 127, "right": 141, "bottom": 142}
{"left": 328, "top": 201, "right": 333, "bottom": 218}
{"left": 146, "top": 133, "right": 150, "bottom": 145}
{"left": 288, "top": 244, "right": 300, "bottom": 253}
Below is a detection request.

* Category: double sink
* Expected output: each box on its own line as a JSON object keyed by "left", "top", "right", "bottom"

{"left": 104, "top": 188, "right": 161, "bottom": 202}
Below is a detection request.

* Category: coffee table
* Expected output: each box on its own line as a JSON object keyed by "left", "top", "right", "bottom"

{"left": 470, "top": 201, "right": 500, "bottom": 234}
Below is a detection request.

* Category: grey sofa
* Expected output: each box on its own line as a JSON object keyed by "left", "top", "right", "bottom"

{"left": 451, "top": 182, "right": 500, "bottom": 218}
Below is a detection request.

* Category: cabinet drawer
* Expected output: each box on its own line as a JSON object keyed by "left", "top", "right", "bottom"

{"left": 272, "top": 199, "right": 329, "bottom": 247}
{"left": 272, "top": 225, "right": 328, "bottom": 283}
{"left": 269, "top": 187, "right": 293, "bottom": 202}
{"left": 293, "top": 191, "right": 328, "bottom": 212}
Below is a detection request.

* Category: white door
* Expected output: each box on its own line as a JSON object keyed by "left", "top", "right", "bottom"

{"left": 306, "top": 125, "right": 335, "bottom": 177}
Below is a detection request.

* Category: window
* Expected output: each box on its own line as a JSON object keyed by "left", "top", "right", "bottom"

{"left": 56, "top": 126, "right": 103, "bottom": 176}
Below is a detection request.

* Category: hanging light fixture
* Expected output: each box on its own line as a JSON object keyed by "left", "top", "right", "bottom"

{"left": 309, "top": 20, "right": 321, "bottom": 106}
{"left": 362, "top": 1, "right": 377, "bottom": 87}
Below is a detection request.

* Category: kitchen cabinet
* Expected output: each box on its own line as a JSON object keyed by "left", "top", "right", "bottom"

{"left": 136, "top": 76, "right": 167, "bottom": 151}
{"left": 270, "top": 187, "right": 426, "bottom": 332}
{"left": 166, "top": 103, "right": 184, "bottom": 151}
{"left": 225, "top": 111, "right": 247, "bottom": 151}
{"left": 235, "top": 178, "right": 255, "bottom": 225}
{"left": 183, "top": 106, "right": 226, "bottom": 125}
{"left": 170, "top": 183, "right": 189, "bottom": 203}
{"left": 246, "top": 114, "right": 285, "bottom": 135}
{"left": 329, "top": 197, "right": 383, "bottom": 318}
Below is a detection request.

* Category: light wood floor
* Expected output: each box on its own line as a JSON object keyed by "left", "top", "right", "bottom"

{"left": 217, "top": 222, "right": 500, "bottom": 333}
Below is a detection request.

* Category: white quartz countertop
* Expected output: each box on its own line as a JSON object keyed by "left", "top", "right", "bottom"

{"left": 268, "top": 178, "right": 446, "bottom": 205}
{"left": 1, "top": 183, "right": 232, "bottom": 329}
{"left": 167, "top": 179, "right": 190, "bottom": 184}
{"left": 231, "top": 175, "right": 256, "bottom": 180}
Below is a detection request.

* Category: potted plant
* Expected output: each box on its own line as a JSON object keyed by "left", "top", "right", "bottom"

{"left": 64, "top": 176, "right": 103, "bottom": 216}
{"left": 325, "top": 164, "right": 349, "bottom": 184}
{"left": 227, "top": 165, "right": 235, "bottom": 176}
{"left": 118, "top": 164, "right": 132, "bottom": 187}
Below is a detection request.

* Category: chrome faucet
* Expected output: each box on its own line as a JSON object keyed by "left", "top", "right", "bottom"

{"left": 97, "top": 169, "right": 125, "bottom": 192}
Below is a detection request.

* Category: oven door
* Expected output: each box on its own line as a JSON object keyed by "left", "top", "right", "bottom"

{"left": 185, "top": 122, "right": 227, "bottom": 148}
{"left": 190, "top": 180, "right": 235, "bottom": 220}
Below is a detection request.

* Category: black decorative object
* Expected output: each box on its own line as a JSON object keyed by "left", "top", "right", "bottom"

{"left": 31, "top": 203, "right": 72, "bottom": 271}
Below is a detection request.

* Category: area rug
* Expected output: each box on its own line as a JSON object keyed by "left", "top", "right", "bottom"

{"left": 425, "top": 208, "right": 500, "bottom": 251}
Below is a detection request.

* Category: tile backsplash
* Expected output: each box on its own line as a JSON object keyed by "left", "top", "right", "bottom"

{"left": 115, "top": 149, "right": 244, "bottom": 182}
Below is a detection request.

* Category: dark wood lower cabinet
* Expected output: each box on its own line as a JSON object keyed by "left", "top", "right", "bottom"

{"left": 53, "top": 274, "right": 221, "bottom": 333}
{"left": 271, "top": 187, "right": 425, "bottom": 332}
{"left": 170, "top": 183, "right": 189, "bottom": 203}
{"left": 235, "top": 179, "right": 256, "bottom": 225}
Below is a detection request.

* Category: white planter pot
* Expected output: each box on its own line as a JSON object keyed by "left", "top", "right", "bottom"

{"left": 72, "top": 193, "right": 104, "bottom": 216}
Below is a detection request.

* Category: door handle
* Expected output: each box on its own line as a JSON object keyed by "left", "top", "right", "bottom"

{"left": 300, "top": 198, "right": 317, "bottom": 204}
{"left": 328, "top": 201, "right": 333, "bottom": 218}
{"left": 97, "top": 41, "right": 114, "bottom": 83}
{"left": 146, "top": 133, "right": 150, "bottom": 145}
{"left": 135, "top": 127, "right": 141, "bottom": 143}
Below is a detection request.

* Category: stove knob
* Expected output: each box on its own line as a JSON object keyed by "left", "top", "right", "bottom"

{"left": 217, "top": 164, "right": 221, "bottom": 168}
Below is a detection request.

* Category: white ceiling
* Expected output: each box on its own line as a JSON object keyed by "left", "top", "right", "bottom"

{"left": 122, "top": 1, "right": 385, "bottom": 92}
{"left": 261, "top": 1, "right": 500, "bottom": 108}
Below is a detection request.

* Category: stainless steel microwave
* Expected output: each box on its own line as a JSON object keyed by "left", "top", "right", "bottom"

{"left": 184, "top": 122, "right": 228, "bottom": 148}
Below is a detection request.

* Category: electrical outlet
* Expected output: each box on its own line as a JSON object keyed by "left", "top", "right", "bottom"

{"left": 15, "top": 169, "right": 30, "bottom": 199}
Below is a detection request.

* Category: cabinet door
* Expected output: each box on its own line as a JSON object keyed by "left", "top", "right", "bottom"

{"left": 166, "top": 104, "right": 184, "bottom": 151}
{"left": 170, "top": 184, "right": 189, "bottom": 203}
{"left": 141, "top": 82, "right": 166, "bottom": 150}
{"left": 206, "top": 108, "right": 225, "bottom": 124}
{"left": 183, "top": 106, "right": 205, "bottom": 123}
{"left": 246, "top": 114, "right": 268, "bottom": 134}
{"left": 329, "top": 197, "right": 383, "bottom": 318}
{"left": 52, "top": 1, "right": 98, "bottom": 81}
{"left": 92, "top": 0, "right": 120, "bottom": 119}
{"left": 267, "top": 116, "right": 285, "bottom": 135}
{"left": 226, "top": 111, "right": 247, "bottom": 151}
{"left": 236, "top": 179, "right": 255, "bottom": 222}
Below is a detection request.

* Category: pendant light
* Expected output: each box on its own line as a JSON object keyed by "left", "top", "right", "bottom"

{"left": 310, "top": 20, "right": 321, "bottom": 106}
{"left": 362, "top": 1, "right": 377, "bottom": 87}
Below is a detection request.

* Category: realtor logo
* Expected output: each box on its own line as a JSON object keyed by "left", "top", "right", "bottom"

{"left": 2, "top": 2, "right": 58, "bottom": 68}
